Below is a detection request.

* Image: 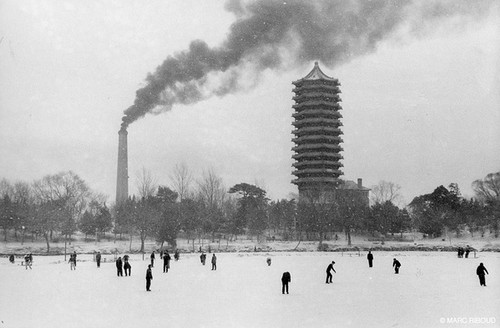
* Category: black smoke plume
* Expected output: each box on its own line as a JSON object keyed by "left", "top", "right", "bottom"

{"left": 120, "top": 0, "right": 493, "bottom": 130}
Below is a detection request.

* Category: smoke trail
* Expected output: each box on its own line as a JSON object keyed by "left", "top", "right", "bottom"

{"left": 120, "top": 0, "right": 494, "bottom": 130}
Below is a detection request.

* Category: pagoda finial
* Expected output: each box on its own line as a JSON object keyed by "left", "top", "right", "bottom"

{"left": 297, "top": 61, "right": 334, "bottom": 81}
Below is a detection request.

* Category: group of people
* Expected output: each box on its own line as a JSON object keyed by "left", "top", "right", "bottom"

{"left": 143, "top": 250, "right": 219, "bottom": 291}
{"left": 112, "top": 248, "right": 492, "bottom": 292}
{"left": 11, "top": 247, "right": 491, "bottom": 292}
{"left": 150, "top": 249, "right": 180, "bottom": 270}
{"left": 367, "top": 251, "right": 401, "bottom": 274}
{"left": 198, "top": 252, "right": 217, "bottom": 270}
{"left": 24, "top": 253, "right": 33, "bottom": 269}
{"left": 115, "top": 254, "right": 132, "bottom": 276}
{"left": 367, "top": 250, "right": 401, "bottom": 274}
{"left": 457, "top": 245, "right": 473, "bottom": 258}
{"left": 280, "top": 250, "right": 489, "bottom": 295}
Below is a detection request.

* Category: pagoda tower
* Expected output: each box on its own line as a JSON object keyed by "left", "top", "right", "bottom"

{"left": 291, "top": 62, "right": 344, "bottom": 196}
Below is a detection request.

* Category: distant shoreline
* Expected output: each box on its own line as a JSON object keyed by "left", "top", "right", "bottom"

{"left": 2, "top": 245, "right": 499, "bottom": 256}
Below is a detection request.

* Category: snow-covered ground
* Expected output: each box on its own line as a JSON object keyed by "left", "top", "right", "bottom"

{"left": 0, "top": 252, "right": 498, "bottom": 328}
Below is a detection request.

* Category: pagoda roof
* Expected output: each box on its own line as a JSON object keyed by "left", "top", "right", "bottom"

{"left": 293, "top": 100, "right": 342, "bottom": 110}
{"left": 293, "top": 109, "right": 343, "bottom": 119}
{"left": 293, "top": 62, "right": 336, "bottom": 83}
{"left": 293, "top": 160, "right": 343, "bottom": 167}
{"left": 292, "top": 126, "right": 343, "bottom": 135}
{"left": 292, "top": 135, "right": 343, "bottom": 143}
{"left": 293, "top": 168, "right": 343, "bottom": 176}
{"left": 292, "top": 177, "right": 342, "bottom": 185}
{"left": 292, "top": 152, "right": 343, "bottom": 159}
{"left": 292, "top": 143, "right": 343, "bottom": 152}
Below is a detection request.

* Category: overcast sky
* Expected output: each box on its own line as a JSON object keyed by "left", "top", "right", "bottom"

{"left": 0, "top": 0, "right": 499, "bottom": 205}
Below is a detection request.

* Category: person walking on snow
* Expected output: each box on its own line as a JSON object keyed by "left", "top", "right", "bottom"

{"left": 116, "top": 257, "right": 123, "bottom": 277}
{"left": 146, "top": 264, "right": 153, "bottom": 291}
{"left": 163, "top": 251, "right": 171, "bottom": 273}
{"left": 465, "top": 245, "right": 471, "bottom": 258}
{"left": 367, "top": 251, "right": 374, "bottom": 267}
{"left": 211, "top": 254, "right": 217, "bottom": 270}
{"left": 200, "top": 253, "right": 206, "bottom": 265}
{"left": 393, "top": 258, "right": 401, "bottom": 274}
{"left": 326, "top": 261, "right": 336, "bottom": 284}
{"left": 69, "top": 251, "right": 77, "bottom": 270}
{"left": 150, "top": 251, "right": 155, "bottom": 268}
{"left": 24, "top": 253, "right": 32, "bottom": 269}
{"left": 96, "top": 251, "right": 101, "bottom": 268}
{"left": 123, "top": 254, "right": 131, "bottom": 276}
{"left": 281, "top": 272, "right": 291, "bottom": 294}
{"left": 476, "top": 263, "right": 489, "bottom": 286}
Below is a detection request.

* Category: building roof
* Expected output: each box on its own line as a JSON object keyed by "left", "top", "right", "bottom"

{"left": 296, "top": 62, "right": 336, "bottom": 82}
{"left": 340, "top": 180, "right": 371, "bottom": 191}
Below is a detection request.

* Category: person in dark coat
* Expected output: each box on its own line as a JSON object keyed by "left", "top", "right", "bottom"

{"left": 146, "top": 264, "right": 153, "bottom": 291}
{"left": 393, "top": 258, "right": 401, "bottom": 274}
{"left": 116, "top": 257, "right": 123, "bottom": 276}
{"left": 24, "top": 253, "right": 32, "bottom": 269}
{"left": 69, "top": 252, "right": 77, "bottom": 270}
{"left": 266, "top": 257, "right": 272, "bottom": 266}
{"left": 211, "top": 254, "right": 217, "bottom": 270}
{"left": 9, "top": 254, "right": 15, "bottom": 263}
{"left": 367, "top": 251, "right": 374, "bottom": 267}
{"left": 150, "top": 251, "right": 155, "bottom": 267}
{"left": 123, "top": 254, "right": 131, "bottom": 276}
{"left": 465, "top": 245, "right": 474, "bottom": 259}
{"left": 476, "top": 263, "right": 489, "bottom": 286}
{"left": 200, "top": 253, "right": 206, "bottom": 265}
{"left": 174, "top": 250, "right": 180, "bottom": 261}
{"left": 326, "top": 261, "right": 336, "bottom": 284}
{"left": 163, "top": 251, "right": 171, "bottom": 273}
{"left": 281, "top": 272, "right": 291, "bottom": 294}
{"left": 96, "top": 251, "right": 101, "bottom": 268}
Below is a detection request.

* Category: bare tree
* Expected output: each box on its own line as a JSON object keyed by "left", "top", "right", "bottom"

{"left": 370, "top": 180, "right": 403, "bottom": 206}
{"left": 473, "top": 171, "right": 500, "bottom": 237}
{"left": 12, "top": 181, "right": 33, "bottom": 204}
{"left": 170, "top": 162, "right": 193, "bottom": 202}
{"left": 31, "top": 171, "right": 93, "bottom": 252}
{"left": 135, "top": 167, "right": 158, "bottom": 199}
{"left": 32, "top": 171, "right": 92, "bottom": 221}
{"left": 0, "top": 178, "right": 13, "bottom": 197}
{"left": 196, "top": 168, "right": 227, "bottom": 240}
{"left": 197, "top": 168, "right": 226, "bottom": 209}
{"left": 473, "top": 172, "right": 500, "bottom": 203}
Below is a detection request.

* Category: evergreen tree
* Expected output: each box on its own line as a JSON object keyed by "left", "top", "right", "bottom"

{"left": 229, "top": 183, "right": 269, "bottom": 239}
{"left": 79, "top": 210, "right": 95, "bottom": 239}
{"left": 95, "top": 203, "right": 112, "bottom": 241}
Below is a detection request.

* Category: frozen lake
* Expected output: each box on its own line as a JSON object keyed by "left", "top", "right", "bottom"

{"left": 1, "top": 251, "right": 498, "bottom": 328}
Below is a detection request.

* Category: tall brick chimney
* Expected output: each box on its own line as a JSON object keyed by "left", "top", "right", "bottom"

{"left": 116, "top": 129, "right": 128, "bottom": 204}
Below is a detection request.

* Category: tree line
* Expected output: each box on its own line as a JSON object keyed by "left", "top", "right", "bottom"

{"left": 1, "top": 168, "right": 499, "bottom": 253}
